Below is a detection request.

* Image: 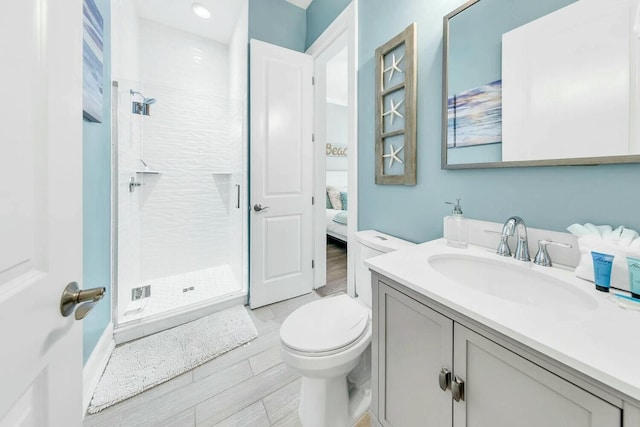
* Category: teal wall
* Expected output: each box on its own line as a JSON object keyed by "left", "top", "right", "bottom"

{"left": 249, "top": 0, "right": 307, "bottom": 52}
{"left": 83, "top": 0, "right": 112, "bottom": 365}
{"left": 306, "top": 0, "right": 351, "bottom": 49}
{"left": 358, "top": 0, "right": 640, "bottom": 243}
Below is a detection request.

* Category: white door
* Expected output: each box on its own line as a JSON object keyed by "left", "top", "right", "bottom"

{"left": 249, "top": 39, "right": 314, "bottom": 309}
{"left": 0, "top": 1, "right": 84, "bottom": 425}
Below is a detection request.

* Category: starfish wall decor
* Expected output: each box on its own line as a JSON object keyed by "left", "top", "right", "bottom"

{"left": 382, "top": 99, "right": 404, "bottom": 125}
{"left": 374, "top": 23, "right": 417, "bottom": 185}
{"left": 382, "top": 143, "right": 404, "bottom": 168}
{"left": 383, "top": 53, "right": 404, "bottom": 82}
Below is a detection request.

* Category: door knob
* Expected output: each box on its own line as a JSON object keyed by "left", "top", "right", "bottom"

{"left": 253, "top": 204, "right": 270, "bottom": 212}
{"left": 60, "top": 282, "right": 106, "bottom": 320}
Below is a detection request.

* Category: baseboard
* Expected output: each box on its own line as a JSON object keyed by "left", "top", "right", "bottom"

{"left": 83, "top": 322, "right": 115, "bottom": 416}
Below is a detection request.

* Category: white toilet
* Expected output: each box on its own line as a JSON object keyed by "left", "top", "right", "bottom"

{"left": 280, "top": 230, "right": 414, "bottom": 427}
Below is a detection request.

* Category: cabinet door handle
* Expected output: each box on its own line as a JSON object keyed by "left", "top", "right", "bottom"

{"left": 452, "top": 376, "right": 465, "bottom": 402}
{"left": 438, "top": 368, "right": 451, "bottom": 391}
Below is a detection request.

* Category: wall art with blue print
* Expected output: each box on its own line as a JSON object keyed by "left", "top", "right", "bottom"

{"left": 447, "top": 80, "right": 502, "bottom": 148}
{"left": 83, "top": 0, "right": 104, "bottom": 123}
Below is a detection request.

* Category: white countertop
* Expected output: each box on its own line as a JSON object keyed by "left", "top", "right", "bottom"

{"left": 366, "top": 238, "right": 640, "bottom": 403}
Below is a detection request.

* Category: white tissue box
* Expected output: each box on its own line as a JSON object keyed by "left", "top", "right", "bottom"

{"left": 574, "top": 235, "right": 639, "bottom": 292}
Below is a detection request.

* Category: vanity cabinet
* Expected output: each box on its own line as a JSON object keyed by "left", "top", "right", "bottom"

{"left": 372, "top": 278, "right": 622, "bottom": 427}
{"left": 375, "top": 283, "right": 453, "bottom": 426}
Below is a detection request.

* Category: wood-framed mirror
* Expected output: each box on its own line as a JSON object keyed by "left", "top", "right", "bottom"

{"left": 442, "top": 0, "right": 640, "bottom": 169}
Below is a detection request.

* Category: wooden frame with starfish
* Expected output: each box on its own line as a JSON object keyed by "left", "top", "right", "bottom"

{"left": 375, "top": 23, "right": 417, "bottom": 185}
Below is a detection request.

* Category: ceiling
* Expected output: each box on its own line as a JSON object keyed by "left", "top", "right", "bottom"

{"left": 135, "top": 0, "right": 246, "bottom": 44}
{"left": 286, "top": 0, "right": 313, "bottom": 9}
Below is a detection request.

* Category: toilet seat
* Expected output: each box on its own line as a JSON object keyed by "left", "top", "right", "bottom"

{"left": 280, "top": 295, "right": 370, "bottom": 357}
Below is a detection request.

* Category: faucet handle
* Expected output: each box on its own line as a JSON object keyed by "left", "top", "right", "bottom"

{"left": 484, "top": 229, "right": 511, "bottom": 257}
{"left": 533, "top": 240, "right": 572, "bottom": 267}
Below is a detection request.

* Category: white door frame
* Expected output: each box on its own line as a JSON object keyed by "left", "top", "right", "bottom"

{"left": 306, "top": 2, "right": 359, "bottom": 296}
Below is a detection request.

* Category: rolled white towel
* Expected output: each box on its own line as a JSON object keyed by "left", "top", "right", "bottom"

{"left": 567, "top": 223, "right": 591, "bottom": 237}
{"left": 595, "top": 225, "right": 613, "bottom": 237}
{"left": 584, "top": 223, "right": 601, "bottom": 236}
{"left": 603, "top": 225, "right": 624, "bottom": 243}
{"left": 630, "top": 238, "right": 640, "bottom": 251}
{"left": 620, "top": 228, "right": 640, "bottom": 247}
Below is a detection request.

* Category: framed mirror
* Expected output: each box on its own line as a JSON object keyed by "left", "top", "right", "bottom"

{"left": 442, "top": 0, "right": 640, "bottom": 169}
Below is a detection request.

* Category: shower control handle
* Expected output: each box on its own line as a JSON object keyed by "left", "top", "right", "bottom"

{"left": 253, "top": 204, "right": 270, "bottom": 212}
{"left": 129, "top": 176, "right": 142, "bottom": 192}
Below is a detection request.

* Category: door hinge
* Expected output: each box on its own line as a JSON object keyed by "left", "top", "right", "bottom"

{"left": 312, "top": 260, "right": 315, "bottom": 268}
{"left": 312, "top": 196, "right": 315, "bottom": 205}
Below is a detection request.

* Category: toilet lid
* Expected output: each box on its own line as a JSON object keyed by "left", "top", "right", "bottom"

{"left": 280, "top": 295, "right": 369, "bottom": 354}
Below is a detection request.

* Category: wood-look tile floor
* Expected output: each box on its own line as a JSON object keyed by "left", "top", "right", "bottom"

{"left": 315, "top": 239, "right": 347, "bottom": 298}
{"left": 84, "top": 246, "right": 364, "bottom": 427}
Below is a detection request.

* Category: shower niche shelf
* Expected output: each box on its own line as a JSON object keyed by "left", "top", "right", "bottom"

{"left": 136, "top": 170, "right": 161, "bottom": 175}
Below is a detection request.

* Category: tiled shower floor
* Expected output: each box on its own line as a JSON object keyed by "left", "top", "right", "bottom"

{"left": 121, "top": 264, "right": 242, "bottom": 323}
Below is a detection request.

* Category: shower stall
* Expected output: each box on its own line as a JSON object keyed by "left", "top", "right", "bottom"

{"left": 111, "top": 0, "right": 248, "bottom": 340}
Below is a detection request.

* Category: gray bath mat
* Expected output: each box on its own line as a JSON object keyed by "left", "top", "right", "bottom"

{"left": 88, "top": 305, "right": 258, "bottom": 414}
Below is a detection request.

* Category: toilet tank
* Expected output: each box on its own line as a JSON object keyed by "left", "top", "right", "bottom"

{"left": 354, "top": 230, "right": 415, "bottom": 307}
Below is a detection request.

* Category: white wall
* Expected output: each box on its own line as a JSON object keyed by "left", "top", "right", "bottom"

{"left": 137, "top": 19, "right": 234, "bottom": 281}
{"left": 111, "top": 0, "right": 140, "bottom": 82}
{"left": 326, "top": 102, "right": 348, "bottom": 172}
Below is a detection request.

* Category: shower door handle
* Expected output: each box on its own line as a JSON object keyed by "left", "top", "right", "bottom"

{"left": 253, "top": 204, "right": 270, "bottom": 212}
{"left": 236, "top": 184, "right": 241, "bottom": 209}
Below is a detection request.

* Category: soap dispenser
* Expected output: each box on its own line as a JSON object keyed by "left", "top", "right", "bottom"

{"left": 445, "top": 198, "right": 469, "bottom": 248}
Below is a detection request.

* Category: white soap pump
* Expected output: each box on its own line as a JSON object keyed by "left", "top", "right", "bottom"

{"left": 445, "top": 198, "right": 469, "bottom": 248}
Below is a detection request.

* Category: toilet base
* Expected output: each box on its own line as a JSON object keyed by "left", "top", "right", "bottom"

{"left": 299, "top": 376, "right": 350, "bottom": 427}
{"left": 297, "top": 366, "right": 372, "bottom": 426}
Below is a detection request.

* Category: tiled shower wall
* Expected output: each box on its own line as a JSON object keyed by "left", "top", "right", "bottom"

{"left": 137, "top": 19, "right": 238, "bottom": 282}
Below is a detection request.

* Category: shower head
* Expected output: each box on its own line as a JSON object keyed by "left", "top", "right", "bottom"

{"left": 130, "top": 89, "right": 157, "bottom": 105}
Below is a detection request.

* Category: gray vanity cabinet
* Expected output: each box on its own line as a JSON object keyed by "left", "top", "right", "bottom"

{"left": 374, "top": 281, "right": 453, "bottom": 426}
{"left": 452, "top": 324, "right": 620, "bottom": 427}
{"left": 372, "top": 277, "right": 622, "bottom": 427}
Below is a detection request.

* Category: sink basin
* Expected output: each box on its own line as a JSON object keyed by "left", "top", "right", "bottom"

{"left": 428, "top": 254, "right": 597, "bottom": 312}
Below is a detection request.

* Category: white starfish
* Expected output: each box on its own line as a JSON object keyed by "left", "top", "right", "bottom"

{"left": 382, "top": 99, "right": 404, "bottom": 124}
{"left": 382, "top": 144, "right": 404, "bottom": 168}
{"left": 383, "top": 53, "right": 404, "bottom": 82}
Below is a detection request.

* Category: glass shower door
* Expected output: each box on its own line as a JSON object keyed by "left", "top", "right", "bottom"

{"left": 114, "top": 79, "right": 246, "bottom": 327}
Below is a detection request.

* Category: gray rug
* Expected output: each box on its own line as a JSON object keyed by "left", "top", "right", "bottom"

{"left": 88, "top": 305, "right": 258, "bottom": 414}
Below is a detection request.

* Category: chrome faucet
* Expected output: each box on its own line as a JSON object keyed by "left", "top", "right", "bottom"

{"left": 497, "top": 216, "right": 531, "bottom": 262}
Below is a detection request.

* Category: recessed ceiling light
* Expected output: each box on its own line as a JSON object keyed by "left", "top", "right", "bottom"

{"left": 192, "top": 3, "right": 211, "bottom": 19}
